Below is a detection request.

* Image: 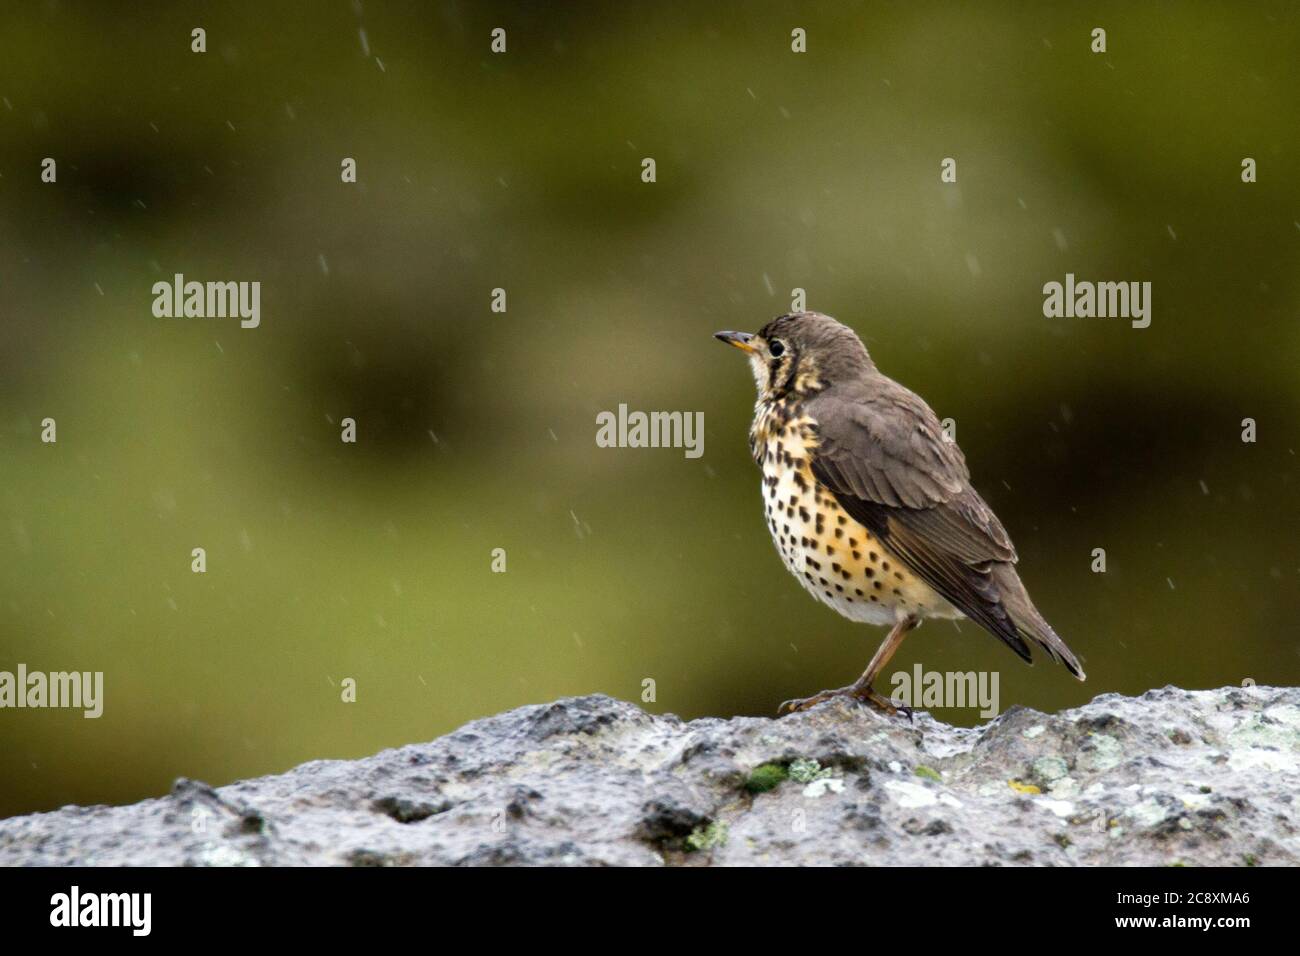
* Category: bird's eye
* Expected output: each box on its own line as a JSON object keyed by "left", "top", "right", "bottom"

{"left": 769, "top": 339, "right": 786, "bottom": 358}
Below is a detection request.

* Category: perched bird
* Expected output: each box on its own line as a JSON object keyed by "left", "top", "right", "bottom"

{"left": 715, "top": 312, "right": 1085, "bottom": 715}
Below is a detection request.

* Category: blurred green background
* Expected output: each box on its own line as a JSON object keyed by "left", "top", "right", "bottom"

{"left": 2, "top": 1, "right": 1298, "bottom": 818}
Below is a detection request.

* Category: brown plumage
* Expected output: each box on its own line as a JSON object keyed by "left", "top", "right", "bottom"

{"left": 716, "top": 312, "right": 1084, "bottom": 716}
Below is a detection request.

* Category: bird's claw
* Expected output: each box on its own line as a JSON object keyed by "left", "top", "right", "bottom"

{"left": 778, "top": 692, "right": 833, "bottom": 714}
{"left": 778, "top": 684, "right": 909, "bottom": 719}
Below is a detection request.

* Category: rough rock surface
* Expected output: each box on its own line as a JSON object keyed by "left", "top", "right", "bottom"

{"left": 2, "top": 685, "right": 1297, "bottom": 866}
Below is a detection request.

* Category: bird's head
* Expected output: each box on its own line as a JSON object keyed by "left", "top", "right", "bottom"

{"left": 714, "top": 311, "right": 874, "bottom": 401}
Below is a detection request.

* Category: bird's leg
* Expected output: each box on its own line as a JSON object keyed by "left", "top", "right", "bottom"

{"left": 779, "top": 616, "right": 919, "bottom": 718}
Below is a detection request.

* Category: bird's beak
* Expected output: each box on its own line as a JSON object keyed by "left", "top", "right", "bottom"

{"left": 714, "top": 330, "right": 757, "bottom": 354}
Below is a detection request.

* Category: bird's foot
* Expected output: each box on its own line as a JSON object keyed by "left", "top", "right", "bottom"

{"left": 778, "top": 682, "right": 911, "bottom": 720}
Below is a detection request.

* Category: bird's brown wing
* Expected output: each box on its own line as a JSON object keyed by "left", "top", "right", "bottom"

{"left": 806, "top": 379, "right": 1031, "bottom": 660}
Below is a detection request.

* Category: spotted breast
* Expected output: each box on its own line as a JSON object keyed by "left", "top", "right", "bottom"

{"left": 751, "top": 398, "right": 960, "bottom": 627}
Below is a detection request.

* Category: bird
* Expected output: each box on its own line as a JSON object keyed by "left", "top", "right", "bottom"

{"left": 715, "top": 311, "right": 1085, "bottom": 716}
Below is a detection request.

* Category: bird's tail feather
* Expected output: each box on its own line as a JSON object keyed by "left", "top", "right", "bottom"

{"left": 992, "top": 565, "right": 1086, "bottom": 680}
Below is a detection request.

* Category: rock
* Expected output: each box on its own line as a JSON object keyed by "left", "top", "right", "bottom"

{"left": 1, "top": 685, "right": 1296, "bottom": 866}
